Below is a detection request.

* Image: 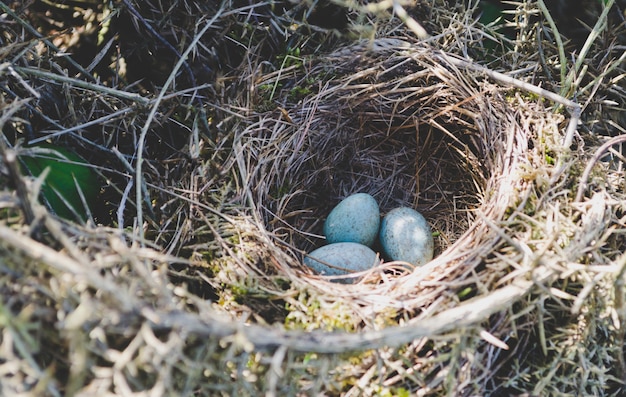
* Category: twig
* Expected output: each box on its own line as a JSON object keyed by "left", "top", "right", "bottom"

{"left": 146, "top": 269, "right": 551, "bottom": 354}
{"left": 613, "top": 252, "right": 626, "bottom": 381}
{"left": 562, "top": 0, "right": 616, "bottom": 98}
{"left": 12, "top": 66, "right": 149, "bottom": 104}
{"left": 0, "top": 224, "right": 132, "bottom": 310}
{"left": 440, "top": 53, "right": 579, "bottom": 109}
{"left": 0, "top": 2, "right": 97, "bottom": 82}
{"left": 575, "top": 134, "right": 626, "bottom": 202}
{"left": 134, "top": 11, "right": 224, "bottom": 244}
{"left": 29, "top": 108, "right": 134, "bottom": 144}
{"left": 119, "top": 0, "right": 206, "bottom": 95}
{"left": 392, "top": 2, "right": 429, "bottom": 40}
{"left": 0, "top": 99, "right": 37, "bottom": 224}
{"left": 439, "top": 52, "right": 582, "bottom": 149}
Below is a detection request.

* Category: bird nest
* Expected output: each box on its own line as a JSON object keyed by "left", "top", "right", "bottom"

{"left": 235, "top": 39, "right": 563, "bottom": 306}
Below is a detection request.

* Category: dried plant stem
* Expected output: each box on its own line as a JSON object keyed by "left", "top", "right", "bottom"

{"left": 0, "top": 225, "right": 128, "bottom": 306}
{"left": 575, "top": 134, "right": 626, "bottom": 202}
{"left": 28, "top": 107, "right": 134, "bottom": 145}
{"left": 391, "top": 2, "right": 429, "bottom": 40}
{"left": 12, "top": 66, "right": 149, "bottom": 104}
{"left": 0, "top": 300, "right": 62, "bottom": 397}
{"left": 441, "top": 54, "right": 579, "bottom": 109}
{"left": 120, "top": 0, "right": 201, "bottom": 90}
{"left": 613, "top": 252, "right": 626, "bottom": 380}
{"left": 0, "top": 99, "right": 37, "bottom": 224}
{"left": 151, "top": 270, "right": 549, "bottom": 354}
{"left": 134, "top": 11, "right": 223, "bottom": 243}
{"left": 440, "top": 53, "right": 581, "bottom": 148}
{"left": 0, "top": 2, "right": 96, "bottom": 82}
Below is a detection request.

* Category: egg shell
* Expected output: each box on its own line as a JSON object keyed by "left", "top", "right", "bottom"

{"left": 304, "top": 242, "right": 381, "bottom": 282}
{"left": 379, "top": 207, "right": 434, "bottom": 266}
{"left": 323, "top": 193, "right": 380, "bottom": 247}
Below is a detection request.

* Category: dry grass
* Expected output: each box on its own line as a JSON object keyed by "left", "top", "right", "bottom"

{"left": 1, "top": 0, "right": 625, "bottom": 396}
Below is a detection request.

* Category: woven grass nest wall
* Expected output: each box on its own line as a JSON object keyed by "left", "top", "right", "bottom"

{"left": 2, "top": 1, "right": 626, "bottom": 396}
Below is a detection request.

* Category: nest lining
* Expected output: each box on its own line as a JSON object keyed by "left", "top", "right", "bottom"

{"left": 237, "top": 41, "right": 535, "bottom": 298}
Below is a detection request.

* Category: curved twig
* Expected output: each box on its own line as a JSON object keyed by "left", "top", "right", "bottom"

{"left": 575, "top": 134, "right": 626, "bottom": 202}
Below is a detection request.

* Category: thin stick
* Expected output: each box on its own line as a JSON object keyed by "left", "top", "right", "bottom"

{"left": 120, "top": 0, "right": 205, "bottom": 98}
{"left": 13, "top": 66, "right": 149, "bottom": 104}
{"left": 441, "top": 54, "right": 579, "bottom": 109}
{"left": 0, "top": 225, "right": 128, "bottom": 306}
{"left": 27, "top": 83, "right": 215, "bottom": 145}
{"left": 0, "top": 99, "right": 37, "bottom": 224}
{"left": 439, "top": 53, "right": 582, "bottom": 149}
{"left": 392, "top": 2, "right": 430, "bottom": 40}
{"left": 28, "top": 107, "right": 135, "bottom": 144}
{"left": 134, "top": 11, "right": 223, "bottom": 244}
{"left": 146, "top": 271, "right": 551, "bottom": 354}
{"left": 0, "top": 2, "right": 96, "bottom": 82}
{"left": 575, "top": 134, "right": 626, "bottom": 202}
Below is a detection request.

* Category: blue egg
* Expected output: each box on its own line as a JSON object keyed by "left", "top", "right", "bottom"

{"left": 323, "top": 193, "right": 380, "bottom": 247}
{"left": 304, "top": 242, "right": 380, "bottom": 283}
{"left": 379, "top": 207, "right": 434, "bottom": 266}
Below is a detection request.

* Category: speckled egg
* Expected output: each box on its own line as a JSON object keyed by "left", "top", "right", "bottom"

{"left": 379, "top": 207, "right": 434, "bottom": 266}
{"left": 304, "top": 242, "right": 381, "bottom": 282}
{"left": 323, "top": 193, "right": 380, "bottom": 247}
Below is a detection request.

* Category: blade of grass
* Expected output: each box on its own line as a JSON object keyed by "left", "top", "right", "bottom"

{"left": 537, "top": 0, "right": 567, "bottom": 94}
{"left": 562, "top": 0, "right": 616, "bottom": 98}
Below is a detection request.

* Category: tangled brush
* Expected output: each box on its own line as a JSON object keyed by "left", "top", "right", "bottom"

{"left": 1, "top": 0, "right": 626, "bottom": 396}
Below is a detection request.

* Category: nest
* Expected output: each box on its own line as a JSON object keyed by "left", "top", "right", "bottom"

{"left": 237, "top": 39, "right": 558, "bottom": 305}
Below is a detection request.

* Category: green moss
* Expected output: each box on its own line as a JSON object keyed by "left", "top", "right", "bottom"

{"left": 284, "top": 291, "right": 358, "bottom": 332}
{"left": 287, "top": 85, "right": 312, "bottom": 102}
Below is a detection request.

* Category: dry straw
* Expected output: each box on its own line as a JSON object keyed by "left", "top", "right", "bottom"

{"left": 1, "top": 0, "right": 625, "bottom": 396}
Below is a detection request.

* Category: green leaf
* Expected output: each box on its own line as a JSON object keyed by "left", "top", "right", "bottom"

{"left": 19, "top": 144, "right": 99, "bottom": 222}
